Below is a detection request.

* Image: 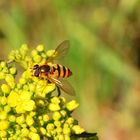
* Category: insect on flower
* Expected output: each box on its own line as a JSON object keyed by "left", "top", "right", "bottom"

{"left": 32, "top": 40, "right": 75, "bottom": 96}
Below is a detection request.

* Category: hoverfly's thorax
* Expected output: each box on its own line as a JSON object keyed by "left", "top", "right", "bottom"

{"left": 40, "top": 65, "right": 50, "bottom": 73}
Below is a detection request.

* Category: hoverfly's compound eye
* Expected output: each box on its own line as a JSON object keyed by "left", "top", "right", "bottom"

{"left": 33, "top": 64, "right": 40, "bottom": 77}
{"left": 34, "top": 69, "right": 40, "bottom": 77}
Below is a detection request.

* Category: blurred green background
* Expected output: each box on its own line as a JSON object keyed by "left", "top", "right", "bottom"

{"left": 1, "top": 0, "right": 140, "bottom": 139}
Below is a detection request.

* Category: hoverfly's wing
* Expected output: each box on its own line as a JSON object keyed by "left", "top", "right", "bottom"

{"left": 47, "top": 40, "right": 70, "bottom": 61}
{"left": 48, "top": 77, "right": 75, "bottom": 96}
{"left": 54, "top": 40, "right": 70, "bottom": 59}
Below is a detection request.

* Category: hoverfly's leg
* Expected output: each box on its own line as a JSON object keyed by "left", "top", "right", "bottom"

{"left": 57, "top": 86, "right": 61, "bottom": 97}
{"left": 71, "top": 132, "right": 97, "bottom": 139}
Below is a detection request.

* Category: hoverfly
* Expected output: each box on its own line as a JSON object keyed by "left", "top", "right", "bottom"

{"left": 32, "top": 40, "right": 75, "bottom": 96}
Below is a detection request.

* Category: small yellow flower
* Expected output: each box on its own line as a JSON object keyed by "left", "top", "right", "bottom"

{"left": 5, "top": 74, "right": 15, "bottom": 88}
{"left": 16, "top": 103, "right": 26, "bottom": 113}
{"left": 63, "top": 127, "right": 71, "bottom": 135}
{"left": 5, "top": 74, "right": 14, "bottom": 83}
{"left": 46, "top": 50, "right": 55, "bottom": 57}
{"left": 4, "top": 105, "right": 11, "bottom": 113}
{"left": 28, "top": 132, "right": 40, "bottom": 140}
{"left": 1, "top": 84, "right": 11, "bottom": 94}
{"left": 0, "top": 120, "right": 9, "bottom": 130}
{"left": 48, "top": 103, "right": 60, "bottom": 111}
{"left": 64, "top": 135, "right": 71, "bottom": 140}
{"left": 26, "top": 115, "right": 34, "bottom": 126}
{"left": 72, "top": 125, "right": 85, "bottom": 134}
{"left": 33, "top": 55, "right": 42, "bottom": 63}
{"left": 8, "top": 115, "right": 16, "bottom": 122}
{"left": 16, "top": 115, "right": 25, "bottom": 125}
{"left": 54, "top": 120, "right": 61, "bottom": 127}
{"left": 46, "top": 123, "right": 55, "bottom": 131}
{"left": 56, "top": 127, "right": 62, "bottom": 134}
{"left": 0, "top": 111, "right": 7, "bottom": 120}
{"left": 0, "top": 72, "right": 5, "bottom": 79}
{"left": 0, "top": 97, "right": 7, "bottom": 105}
{"left": 7, "top": 91, "right": 19, "bottom": 107}
{"left": 43, "top": 83, "right": 56, "bottom": 94}
{"left": 0, "top": 61, "right": 7, "bottom": 68}
{"left": 66, "top": 100, "right": 79, "bottom": 111}
{"left": 0, "top": 130, "right": 7, "bottom": 138}
{"left": 60, "top": 110, "right": 67, "bottom": 117}
{"left": 21, "top": 128, "right": 29, "bottom": 137}
{"left": 42, "top": 114, "right": 49, "bottom": 122}
{"left": 51, "top": 96, "right": 60, "bottom": 104}
{"left": 9, "top": 67, "right": 17, "bottom": 75}
{"left": 23, "top": 100, "right": 35, "bottom": 111}
{"left": 30, "top": 126, "right": 37, "bottom": 133}
{"left": 66, "top": 117, "right": 74, "bottom": 125}
{"left": 52, "top": 111, "right": 61, "bottom": 121}
{"left": 19, "top": 91, "right": 32, "bottom": 101}
{"left": 31, "top": 49, "right": 38, "bottom": 56}
{"left": 36, "top": 45, "right": 44, "bottom": 52}
{"left": 19, "top": 77, "right": 27, "bottom": 85}
{"left": 40, "top": 127, "right": 46, "bottom": 135}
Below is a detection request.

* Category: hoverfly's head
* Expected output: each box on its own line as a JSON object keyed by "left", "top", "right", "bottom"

{"left": 33, "top": 64, "right": 40, "bottom": 77}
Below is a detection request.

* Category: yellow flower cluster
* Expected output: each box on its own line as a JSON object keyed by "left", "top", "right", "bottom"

{"left": 0, "top": 44, "right": 85, "bottom": 139}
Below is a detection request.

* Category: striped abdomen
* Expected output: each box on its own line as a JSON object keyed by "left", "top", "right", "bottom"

{"left": 51, "top": 64, "right": 72, "bottom": 78}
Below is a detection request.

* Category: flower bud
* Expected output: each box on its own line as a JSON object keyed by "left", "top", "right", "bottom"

{"left": 42, "top": 114, "right": 49, "bottom": 122}
{"left": 36, "top": 45, "right": 44, "bottom": 52}
{"left": 72, "top": 125, "right": 85, "bottom": 134}
{"left": 64, "top": 135, "right": 71, "bottom": 140}
{"left": 46, "top": 50, "right": 55, "bottom": 57}
{"left": 51, "top": 97, "right": 60, "bottom": 104}
{"left": 63, "top": 127, "right": 71, "bottom": 135}
{"left": 49, "top": 103, "right": 60, "bottom": 111}
{"left": 33, "top": 55, "right": 42, "bottom": 63}
{"left": 0, "top": 130, "right": 7, "bottom": 138}
{"left": 43, "top": 83, "right": 56, "bottom": 94}
{"left": 20, "top": 91, "right": 31, "bottom": 101}
{"left": 23, "top": 100, "right": 35, "bottom": 111}
{"left": 46, "top": 123, "right": 55, "bottom": 131}
{"left": 0, "top": 61, "right": 7, "bottom": 68}
{"left": 28, "top": 132, "right": 40, "bottom": 140}
{"left": 0, "top": 72, "right": 5, "bottom": 79}
{"left": 0, "top": 111, "right": 7, "bottom": 120}
{"left": 0, "top": 97, "right": 7, "bottom": 105}
{"left": 52, "top": 111, "right": 61, "bottom": 121}
{"left": 7, "top": 91, "right": 19, "bottom": 107}
{"left": 21, "top": 128, "right": 29, "bottom": 137}
{"left": 9, "top": 67, "right": 17, "bottom": 75}
{"left": 26, "top": 115, "right": 34, "bottom": 126}
{"left": 16, "top": 115, "right": 25, "bottom": 125}
{"left": 31, "top": 49, "right": 38, "bottom": 56}
{"left": 66, "top": 100, "right": 79, "bottom": 111}
{"left": 4, "top": 105, "right": 11, "bottom": 113}
{"left": 66, "top": 117, "right": 74, "bottom": 125}
{"left": 8, "top": 115, "right": 16, "bottom": 122}
{"left": 0, "top": 120, "right": 9, "bottom": 130}
{"left": 40, "top": 127, "right": 46, "bottom": 135}
{"left": 30, "top": 126, "right": 37, "bottom": 133}
{"left": 54, "top": 121, "right": 61, "bottom": 127}
{"left": 1, "top": 84, "right": 11, "bottom": 94}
